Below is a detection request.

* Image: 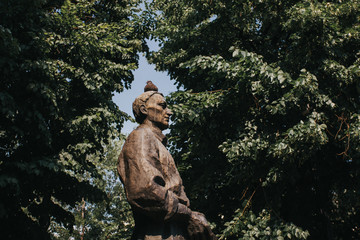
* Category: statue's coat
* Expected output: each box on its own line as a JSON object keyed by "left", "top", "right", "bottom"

{"left": 118, "top": 125, "right": 191, "bottom": 240}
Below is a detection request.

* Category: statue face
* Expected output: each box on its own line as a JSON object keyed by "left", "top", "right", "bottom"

{"left": 145, "top": 94, "right": 172, "bottom": 130}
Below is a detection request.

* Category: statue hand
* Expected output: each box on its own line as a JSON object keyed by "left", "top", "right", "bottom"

{"left": 188, "top": 211, "right": 217, "bottom": 240}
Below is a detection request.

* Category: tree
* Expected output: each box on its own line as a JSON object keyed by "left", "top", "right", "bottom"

{"left": 0, "top": 0, "right": 144, "bottom": 238}
{"left": 147, "top": 0, "right": 360, "bottom": 239}
{"left": 49, "top": 139, "right": 134, "bottom": 240}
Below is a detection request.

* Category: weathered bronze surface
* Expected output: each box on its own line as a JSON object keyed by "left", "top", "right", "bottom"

{"left": 118, "top": 82, "right": 216, "bottom": 240}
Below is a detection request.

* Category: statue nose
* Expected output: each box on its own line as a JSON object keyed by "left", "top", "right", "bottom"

{"left": 167, "top": 109, "right": 173, "bottom": 116}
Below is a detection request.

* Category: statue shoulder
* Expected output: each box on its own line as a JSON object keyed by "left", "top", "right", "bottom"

{"left": 120, "top": 126, "right": 157, "bottom": 159}
{"left": 124, "top": 126, "right": 155, "bottom": 147}
{"left": 128, "top": 126, "right": 153, "bottom": 139}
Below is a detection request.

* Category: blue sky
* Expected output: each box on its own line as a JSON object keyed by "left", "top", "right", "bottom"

{"left": 113, "top": 41, "right": 178, "bottom": 134}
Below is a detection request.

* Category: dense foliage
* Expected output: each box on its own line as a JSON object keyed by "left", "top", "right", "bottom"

{"left": 49, "top": 139, "right": 134, "bottom": 240}
{"left": 147, "top": 0, "right": 360, "bottom": 239}
{"left": 0, "top": 0, "right": 143, "bottom": 238}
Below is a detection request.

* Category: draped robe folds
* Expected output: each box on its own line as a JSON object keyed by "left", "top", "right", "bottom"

{"left": 118, "top": 125, "right": 192, "bottom": 240}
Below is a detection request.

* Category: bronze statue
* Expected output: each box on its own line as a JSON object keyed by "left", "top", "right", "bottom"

{"left": 118, "top": 81, "right": 216, "bottom": 240}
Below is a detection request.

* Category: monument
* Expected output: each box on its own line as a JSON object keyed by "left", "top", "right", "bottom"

{"left": 117, "top": 81, "right": 216, "bottom": 240}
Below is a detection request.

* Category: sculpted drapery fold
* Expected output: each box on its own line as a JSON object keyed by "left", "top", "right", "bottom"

{"left": 118, "top": 126, "right": 191, "bottom": 222}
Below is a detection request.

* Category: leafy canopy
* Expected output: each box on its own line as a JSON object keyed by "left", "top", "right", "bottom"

{"left": 147, "top": 0, "right": 360, "bottom": 239}
{"left": 0, "top": 0, "right": 144, "bottom": 238}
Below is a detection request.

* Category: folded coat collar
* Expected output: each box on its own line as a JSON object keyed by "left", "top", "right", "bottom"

{"left": 138, "top": 124, "right": 167, "bottom": 146}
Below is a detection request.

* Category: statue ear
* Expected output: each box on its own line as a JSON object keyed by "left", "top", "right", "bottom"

{"left": 140, "top": 105, "right": 147, "bottom": 115}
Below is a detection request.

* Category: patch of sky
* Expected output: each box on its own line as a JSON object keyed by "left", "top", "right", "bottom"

{"left": 195, "top": 14, "right": 218, "bottom": 29}
{"left": 209, "top": 14, "right": 218, "bottom": 22}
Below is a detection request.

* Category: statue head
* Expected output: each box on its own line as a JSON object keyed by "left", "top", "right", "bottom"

{"left": 132, "top": 81, "right": 172, "bottom": 130}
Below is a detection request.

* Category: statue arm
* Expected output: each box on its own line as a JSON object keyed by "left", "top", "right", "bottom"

{"left": 126, "top": 158, "right": 192, "bottom": 221}
{"left": 119, "top": 130, "right": 192, "bottom": 221}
